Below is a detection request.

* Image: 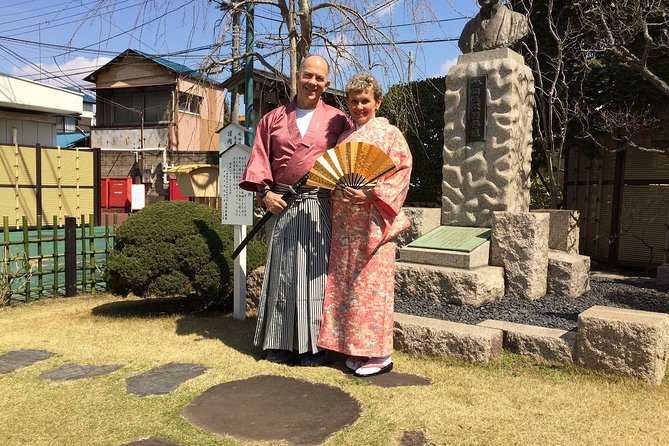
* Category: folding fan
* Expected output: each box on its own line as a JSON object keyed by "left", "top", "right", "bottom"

{"left": 306, "top": 141, "right": 397, "bottom": 190}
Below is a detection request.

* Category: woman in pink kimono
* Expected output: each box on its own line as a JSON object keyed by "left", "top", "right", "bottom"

{"left": 317, "top": 74, "right": 412, "bottom": 376}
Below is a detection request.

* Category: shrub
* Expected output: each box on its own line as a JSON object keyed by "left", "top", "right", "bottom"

{"left": 105, "top": 201, "right": 267, "bottom": 308}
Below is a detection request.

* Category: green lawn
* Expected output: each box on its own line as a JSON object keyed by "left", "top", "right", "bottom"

{"left": 1, "top": 294, "right": 667, "bottom": 446}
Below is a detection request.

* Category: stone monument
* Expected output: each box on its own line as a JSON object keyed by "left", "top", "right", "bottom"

{"left": 442, "top": 47, "right": 534, "bottom": 227}
{"left": 396, "top": 1, "right": 589, "bottom": 304}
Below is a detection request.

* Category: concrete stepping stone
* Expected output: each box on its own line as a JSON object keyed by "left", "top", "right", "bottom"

{"left": 0, "top": 349, "right": 55, "bottom": 374}
{"left": 41, "top": 363, "right": 123, "bottom": 381}
{"left": 120, "top": 437, "right": 181, "bottom": 446}
{"left": 349, "top": 371, "right": 432, "bottom": 387}
{"left": 126, "top": 363, "right": 207, "bottom": 396}
{"left": 399, "top": 430, "right": 435, "bottom": 446}
{"left": 182, "top": 375, "right": 360, "bottom": 445}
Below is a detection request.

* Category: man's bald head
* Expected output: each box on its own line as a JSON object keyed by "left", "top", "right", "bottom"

{"left": 298, "top": 55, "right": 330, "bottom": 78}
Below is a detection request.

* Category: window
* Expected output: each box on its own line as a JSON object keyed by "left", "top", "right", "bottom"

{"left": 178, "top": 93, "right": 202, "bottom": 115}
{"left": 56, "top": 116, "right": 77, "bottom": 133}
{"left": 110, "top": 89, "right": 172, "bottom": 125}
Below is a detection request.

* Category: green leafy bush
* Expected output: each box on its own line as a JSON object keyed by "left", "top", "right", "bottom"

{"left": 105, "top": 201, "right": 267, "bottom": 308}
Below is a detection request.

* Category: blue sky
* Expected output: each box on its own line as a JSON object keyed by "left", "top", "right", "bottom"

{"left": 0, "top": 0, "right": 479, "bottom": 92}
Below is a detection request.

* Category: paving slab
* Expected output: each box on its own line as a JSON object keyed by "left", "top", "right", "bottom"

{"left": 349, "top": 371, "right": 432, "bottom": 387}
{"left": 182, "top": 375, "right": 360, "bottom": 446}
{"left": 126, "top": 363, "right": 207, "bottom": 396}
{"left": 0, "top": 349, "right": 55, "bottom": 374}
{"left": 41, "top": 363, "right": 123, "bottom": 381}
{"left": 119, "top": 438, "right": 181, "bottom": 446}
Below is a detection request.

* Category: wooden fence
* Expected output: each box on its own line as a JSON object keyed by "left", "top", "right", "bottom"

{"left": 0, "top": 144, "right": 100, "bottom": 228}
{"left": 1, "top": 214, "right": 117, "bottom": 303}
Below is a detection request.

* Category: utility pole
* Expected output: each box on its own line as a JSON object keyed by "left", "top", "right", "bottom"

{"left": 244, "top": 4, "right": 255, "bottom": 147}
{"left": 408, "top": 51, "right": 414, "bottom": 83}
{"left": 230, "top": 3, "right": 241, "bottom": 124}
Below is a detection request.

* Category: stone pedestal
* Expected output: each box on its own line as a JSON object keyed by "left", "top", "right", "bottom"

{"left": 399, "top": 241, "right": 490, "bottom": 269}
{"left": 395, "top": 261, "right": 504, "bottom": 307}
{"left": 442, "top": 48, "right": 534, "bottom": 227}
{"left": 490, "top": 211, "right": 549, "bottom": 299}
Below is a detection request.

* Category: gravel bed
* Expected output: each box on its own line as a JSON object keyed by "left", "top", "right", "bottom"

{"left": 394, "top": 276, "right": 669, "bottom": 331}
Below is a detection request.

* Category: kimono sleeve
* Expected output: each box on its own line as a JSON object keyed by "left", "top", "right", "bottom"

{"left": 369, "top": 126, "right": 413, "bottom": 217}
{"left": 239, "top": 115, "right": 273, "bottom": 191}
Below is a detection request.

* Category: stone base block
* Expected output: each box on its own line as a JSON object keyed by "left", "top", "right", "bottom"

{"left": 395, "top": 207, "right": 442, "bottom": 248}
{"left": 547, "top": 250, "right": 590, "bottom": 298}
{"left": 656, "top": 264, "right": 669, "bottom": 287}
{"left": 531, "top": 209, "right": 580, "bottom": 254}
{"left": 478, "top": 319, "right": 576, "bottom": 363}
{"left": 246, "top": 266, "right": 265, "bottom": 312}
{"left": 398, "top": 241, "right": 490, "bottom": 269}
{"left": 490, "top": 211, "right": 549, "bottom": 299}
{"left": 576, "top": 306, "right": 669, "bottom": 385}
{"left": 394, "top": 313, "right": 502, "bottom": 363}
{"left": 395, "top": 261, "right": 504, "bottom": 307}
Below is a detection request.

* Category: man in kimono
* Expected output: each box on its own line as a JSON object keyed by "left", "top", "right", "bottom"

{"left": 239, "top": 55, "right": 352, "bottom": 366}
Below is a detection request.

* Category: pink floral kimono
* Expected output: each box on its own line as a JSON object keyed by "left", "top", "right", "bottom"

{"left": 317, "top": 117, "right": 412, "bottom": 357}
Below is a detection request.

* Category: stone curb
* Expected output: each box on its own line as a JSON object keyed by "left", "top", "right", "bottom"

{"left": 576, "top": 306, "right": 669, "bottom": 385}
{"left": 394, "top": 312, "right": 503, "bottom": 363}
{"left": 395, "top": 308, "right": 669, "bottom": 385}
{"left": 477, "top": 319, "right": 576, "bottom": 363}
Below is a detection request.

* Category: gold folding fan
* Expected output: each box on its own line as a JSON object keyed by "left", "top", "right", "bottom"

{"left": 306, "top": 141, "right": 397, "bottom": 190}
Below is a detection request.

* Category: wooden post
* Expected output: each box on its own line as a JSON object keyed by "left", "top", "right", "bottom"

{"left": 64, "top": 216, "right": 77, "bottom": 297}
{"left": 233, "top": 224, "right": 247, "bottom": 320}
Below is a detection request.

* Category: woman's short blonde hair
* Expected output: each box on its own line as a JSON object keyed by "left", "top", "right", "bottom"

{"left": 345, "top": 74, "right": 382, "bottom": 101}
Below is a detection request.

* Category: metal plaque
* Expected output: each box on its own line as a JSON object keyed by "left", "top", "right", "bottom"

{"left": 466, "top": 76, "right": 487, "bottom": 142}
{"left": 407, "top": 226, "right": 491, "bottom": 252}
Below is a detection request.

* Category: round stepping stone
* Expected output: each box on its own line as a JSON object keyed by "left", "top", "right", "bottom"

{"left": 126, "top": 363, "right": 207, "bottom": 396}
{"left": 349, "top": 371, "right": 432, "bottom": 387}
{"left": 182, "top": 375, "right": 360, "bottom": 445}
{"left": 119, "top": 437, "right": 181, "bottom": 446}
{"left": 0, "top": 349, "right": 55, "bottom": 374}
{"left": 399, "top": 430, "right": 435, "bottom": 446}
{"left": 40, "top": 363, "right": 123, "bottom": 381}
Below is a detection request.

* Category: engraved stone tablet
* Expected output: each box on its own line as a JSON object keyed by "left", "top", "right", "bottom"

{"left": 466, "top": 76, "right": 487, "bottom": 142}
{"left": 407, "top": 226, "right": 491, "bottom": 252}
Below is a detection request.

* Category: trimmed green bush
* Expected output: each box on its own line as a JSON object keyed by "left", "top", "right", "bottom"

{"left": 105, "top": 201, "right": 266, "bottom": 308}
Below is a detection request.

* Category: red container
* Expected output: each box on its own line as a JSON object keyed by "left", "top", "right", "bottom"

{"left": 100, "top": 178, "right": 109, "bottom": 209}
{"left": 108, "top": 177, "right": 133, "bottom": 209}
{"left": 169, "top": 177, "right": 190, "bottom": 201}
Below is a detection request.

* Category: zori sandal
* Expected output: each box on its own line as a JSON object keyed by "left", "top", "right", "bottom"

{"left": 354, "top": 357, "right": 393, "bottom": 377}
{"left": 345, "top": 356, "right": 365, "bottom": 372}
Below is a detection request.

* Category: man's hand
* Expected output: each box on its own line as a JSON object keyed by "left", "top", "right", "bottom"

{"left": 261, "top": 190, "right": 288, "bottom": 215}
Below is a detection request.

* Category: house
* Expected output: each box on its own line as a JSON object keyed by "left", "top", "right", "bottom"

{"left": 56, "top": 90, "right": 95, "bottom": 148}
{"left": 83, "top": 49, "right": 226, "bottom": 191}
{"left": 0, "top": 72, "right": 83, "bottom": 146}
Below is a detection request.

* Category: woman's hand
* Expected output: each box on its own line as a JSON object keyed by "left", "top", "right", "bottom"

{"left": 340, "top": 187, "right": 372, "bottom": 205}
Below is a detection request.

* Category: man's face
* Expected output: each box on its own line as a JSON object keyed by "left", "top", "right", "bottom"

{"left": 296, "top": 56, "right": 330, "bottom": 109}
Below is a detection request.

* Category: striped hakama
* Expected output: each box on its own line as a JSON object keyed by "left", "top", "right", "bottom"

{"left": 254, "top": 185, "right": 331, "bottom": 354}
